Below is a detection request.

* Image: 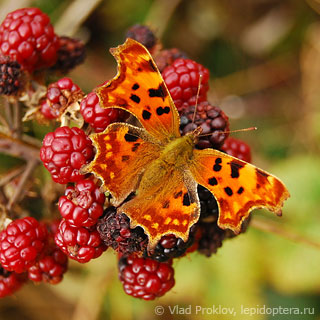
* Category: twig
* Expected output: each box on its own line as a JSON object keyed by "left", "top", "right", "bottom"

{"left": 0, "top": 131, "right": 39, "bottom": 161}
{"left": 0, "top": 166, "right": 26, "bottom": 187}
{"left": 0, "top": 113, "right": 9, "bottom": 128}
{"left": 12, "top": 100, "right": 22, "bottom": 138}
{"left": 251, "top": 217, "right": 320, "bottom": 250}
{"left": 7, "top": 159, "right": 38, "bottom": 210}
{"left": 3, "top": 98, "right": 13, "bottom": 130}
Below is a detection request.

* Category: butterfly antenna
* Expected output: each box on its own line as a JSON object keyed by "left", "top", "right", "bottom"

{"left": 199, "top": 127, "right": 257, "bottom": 137}
{"left": 192, "top": 74, "right": 203, "bottom": 124}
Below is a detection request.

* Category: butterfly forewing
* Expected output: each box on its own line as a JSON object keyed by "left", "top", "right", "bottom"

{"left": 96, "top": 38, "right": 181, "bottom": 143}
{"left": 84, "top": 123, "right": 161, "bottom": 206}
{"left": 188, "top": 149, "right": 290, "bottom": 233}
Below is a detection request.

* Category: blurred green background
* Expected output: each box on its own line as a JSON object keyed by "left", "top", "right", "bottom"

{"left": 0, "top": 0, "right": 320, "bottom": 319}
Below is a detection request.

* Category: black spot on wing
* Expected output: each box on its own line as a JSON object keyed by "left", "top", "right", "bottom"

{"left": 131, "top": 143, "right": 140, "bottom": 152}
{"left": 182, "top": 193, "right": 190, "bottom": 206}
{"left": 142, "top": 110, "right": 151, "bottom": 120}
{"left": 174, "top": 191, "right": 183, "bottom": 199}
{"left": 148, "top": 83, "right": 167, "bottom": 101}
{"left": 237, "top": 187, "right": 244, "bottom": 194}
{"left": 230, "top": 161, "right": 244, "bottom": 178}
{"left": 148, "top": 59, "right": 157, "bottom": 72}
{"left": 132, "top": 83, "right": 139, "bottom": 90}
{"left": 224, "top": 187, "right": 233, "bottom": 196}
{"left": 156, "top": 106, "right": 171, "bottom": 116}
{"left": 124, "top": 134, "right": 139, "bottom": 142}
{"left": 162, "top": 200, "right": 170, "bottom": 209}
{"left": 130, "top": 94, "right": 140, "bottom": 104}
{"left": 208, "top": 177, "right": 218, "bottom": 186}
{"left": 122, "top": 155, "right": 130, "bottom": 162}
{"left": 213, "top": 158, "right": 222, "bottom": 172}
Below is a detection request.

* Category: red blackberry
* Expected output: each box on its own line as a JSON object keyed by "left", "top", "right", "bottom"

{"left": 0, "top": 8, "right": 59, "bottom": 72}
{"left": 27, "top": 246, "right": 68, "bottom": 284}
{"left": 97, "top": 207, "right": 148, "bottom": 255}
{"left": 40, "top": 126, "right": 94, "bottom": 184}
{"left": 80, "top": 91, "right": 128, "bottom": 133}
{"left": 40, "top": 77, "right": 83, "bottom": 120}
{"left": 55, "top": 219, "right": 107, "bottom": 263}
{"left": 0, "top": 267, "right": 27, "bottom": 297}
{"left": 118, "top": 255, "right": 175, "bottom": 300}
{"left": 155, "top": 48, "right": 188, "bottom": 73}
{"left": 180, "top": 102, "right": 229, "bottom": 149}
{"left": 221, "top": 137, "right": 252, "bottom": 163}
{"left": 145, "top": 225, "right": 198, "bottom": 262}
{"left": 162, "top": 58, "right": 209, "bottom": 113}
{"left": 0, "top": 217, "right": 48, "bottom": 273}
{"left": 125, "top": 25, "right": 157, "bottom": 52}
{"left": 0, "top": 56, "right": 22, "bottom": 95}
{"left": 58, "top": 178, "right": 105, "bottom": 227}
{"left": 51, "top": 36, "right": 86, "bottom": 73}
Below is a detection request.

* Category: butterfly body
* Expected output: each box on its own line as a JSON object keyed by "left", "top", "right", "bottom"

{"left": 85, "top": 38, "right": 290, "bottom": 250}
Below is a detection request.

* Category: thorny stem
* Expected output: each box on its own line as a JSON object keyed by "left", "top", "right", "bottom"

{"left": 7, "top": 159, "right": 38, "bottom": 210}
{"left": 251, "top": 217, "right": 320, "bottom": 250}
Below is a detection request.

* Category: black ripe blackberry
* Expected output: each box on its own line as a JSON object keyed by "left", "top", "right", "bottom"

{"left": 180, "top": 101, "right": 229, "bottom": 149}
{"left": 51, "top": 36, "right": 86, "bottom": 73}
{"left": 145, "top": 225, "right": 197, "bottom": 262}
{"left": 0, "top": 56, "right": 22, "bottom": 95}
{"left": 97, "top": 207, "right": 148, "bottom": 255}
{"left": 125, "top": 25, "right": 157, "bottom": 51}
{"left": 196, "top": 185, "right": 226, "bottom": 257}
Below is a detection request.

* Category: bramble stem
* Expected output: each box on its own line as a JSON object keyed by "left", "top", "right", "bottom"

{"left": 12, "top": 100, "right": 22, "bottom": 138}
{"left": 251, "top": 217, "right": 320, "bottom": 250}
{"left": 7, "top": 159, "right": 38, "bottom": 210}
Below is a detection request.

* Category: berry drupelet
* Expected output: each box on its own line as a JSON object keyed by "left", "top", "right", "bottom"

{"left": 0, "top": 8, "right": 59, "bottom": 72}
{"left": 80, "top": 91, "right": 128, "bottom": 133}
{"left": 0, "top": 56, "right": 22, "bottom": 95}
{"left": 180, "top": 102, "right": 230, "bottom": 149}
{"left": 0, "top": 267, "right": 27, "bottom": 297}
{"left": 55, "top": 219, "right": 107, "bottom": 263}
{"left": 221, "top": 137, "right": 252, "bottom": 163}
{"left": 51, "top": 36, "right": 86, "bottom": 73}
{"left": 0, "top": 217, "right": 48, "bottom": 273}
{"left": 125, "top": 24, "right": 157, "bottom": 52}
{"left": 162, "top": 58, "right": 209, "bottom": 113}
{"left": 97, "top": 207, "right": 148, "bottom": 255}
{"left": 118, "top": 255, "right": 175, "bottom": 300}
{"left": 40, "top": 126, "right": 94, "bottom": 184}
{"left": 58, "top": 178, "right": 105, "bottom": 228}
{"left": 40, "top": 77, "right": 83, "bottom": 120}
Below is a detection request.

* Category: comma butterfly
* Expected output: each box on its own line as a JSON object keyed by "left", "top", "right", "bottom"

{"left": 84, "top": 39, "right": 290, "bottom": 250}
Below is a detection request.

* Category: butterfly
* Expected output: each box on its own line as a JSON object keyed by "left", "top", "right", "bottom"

{"left": 84, "top": 38, "right": 290, "bottom": 250}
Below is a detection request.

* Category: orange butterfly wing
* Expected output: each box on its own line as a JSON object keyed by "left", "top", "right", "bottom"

{"left": 96, "top": 38, "right": 180, "bottom": 142}
{"left": 188, "top": 149, "right": 290, "bottom": 233}
{"left": 119, "top": 167, "right": 200, "bottom": 249}
{"left": 84, "top": 123, "right": 160, "bottom": 206}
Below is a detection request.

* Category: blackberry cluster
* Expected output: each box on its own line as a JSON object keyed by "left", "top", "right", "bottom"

{"left": 0, "top": 56, "right": 22, "bottom": 95}
{"left": 51, "top": 36, "right": 86, "bottom": 73}
{"left": 125, "top": 24, "right": 157, "bottom": 51}
{"left": 97, "top": 206, "right": 148, "bottom": 255}
{"left": 180, "top": 101, "right": 230, "bottom": 149}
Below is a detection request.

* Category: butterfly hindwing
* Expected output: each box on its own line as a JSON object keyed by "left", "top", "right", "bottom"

{"left": 119, "top": 167, "right": 200, "bottom": 249}
{"left": 188, "top": 149, "right": 290, "bottom": 233}
{"left": 96, "top": 38, "right": 181, "bottom": 143}
{"left": 84, "top": 123, "right": 161, "bottom": 206}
